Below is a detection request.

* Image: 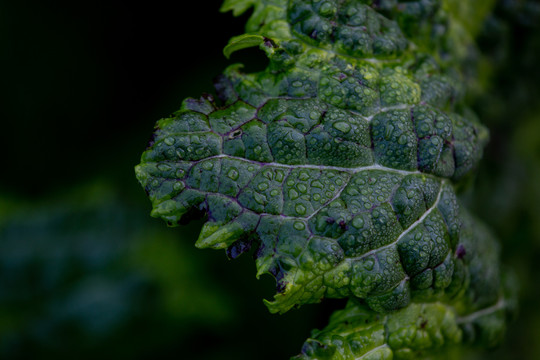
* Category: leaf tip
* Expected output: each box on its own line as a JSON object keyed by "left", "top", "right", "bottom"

{"left": 223, "top": 34, "right": 266, "bottom": 59}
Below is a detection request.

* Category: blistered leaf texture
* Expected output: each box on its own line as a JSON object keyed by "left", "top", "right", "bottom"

{"left": 294, "top": 301, "right": 463, "bottom": 360}
{"left": 136, "top": 94, "right": 484, "bottom": 314}
{"left": 293, "top": 209, "right": 516, "bottom": 359}
{"left": 136, "top": 0, "right": 515, "bottom": 358}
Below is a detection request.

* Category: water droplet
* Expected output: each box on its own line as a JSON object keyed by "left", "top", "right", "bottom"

{"left": 289, "top": 189, "right": 299, "bottom": 200}
{"left": 176, "top": 169, "right": 185, "bottom": 178}
{"left": 331, "top": 95, "right": 342, "bottom": 104}
{"left": 295, "top": 204, "right": 307, "bottom": 215}
{"left": 254, "top": 145, "right": 262, "bottom": 155}
{"left": 173, "top": 182, "right": 185, "bottom": 191}
{"left": 352, "top": 217, "right": 364, "bottom": 229}
{"left": 227, "top": 168, "right": 239, "bottom": 180}
{"left": 333, "top": 122, "right": 351, "bottom": 133}
{"left": 264, "top": 170, "right": 273, "bottom": 180}
{"left": 164, "top": 137, "right": 175, "bottom": 146}
{"left": 270, "top": 189, "right": 279, "bottom": 196}
{"left": 299, "top": 171, "right": 310, "bottom": 181}
{"left": 319, "top": 2, "right": 335, "bottom": 16}
{"left": 254, "top": 193, "right": 265, "bottom": 204}
{"left": 202, "top": 162, "right": 214, "bottom": 170}
{"left": 258, "top": 182, "right": 269, "bottom": 191}
{"left": 157, "top": 164, "right": 171, "bottom": 171}
{"left": 297, "top": 184, "right": 307, "bottom": 193}
{"left": 364, "top": 258, "right": 374, "bottom": 271}
{"left": 398, "top": 134, "right": 408, "bottom": 145}
{"left": 294, "top": 221, "right": 306, "bottom": 231}
{"left": 385, "top": 124, "right": 394, "bottom": 139}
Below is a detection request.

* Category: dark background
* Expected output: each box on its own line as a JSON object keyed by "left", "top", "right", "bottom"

{"left": 0, "top": 0, "right": 539, "bottom": 359}
{"left": 0, "top": 0, "right": 247, "bottom": 197}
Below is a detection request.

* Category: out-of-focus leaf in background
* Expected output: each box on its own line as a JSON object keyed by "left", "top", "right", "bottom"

{"left": 466, "top": 1, "right": 540, "bottom": 359}
{"left": 0, "top": 182, "right": 235, "bottom": 358}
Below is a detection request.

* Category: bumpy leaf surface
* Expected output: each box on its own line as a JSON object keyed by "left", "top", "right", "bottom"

{"left": 135, "top": 0, "right": 515, "bottom": 358}
{"left": 295, "top": 301, "right": 463, "bottom": 360}
{"left": 294, "top": 209, "right": 516, "bottom": 359}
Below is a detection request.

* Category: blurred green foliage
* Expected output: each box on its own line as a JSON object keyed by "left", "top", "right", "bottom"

{"left": 0, "top": 183, "right": 235, "bottom": 358}
{"left": 1, "top": 0, "right": 540, "bottom": 359}
{"left": 466, "top": 1, "right": 540, "bottom": 359}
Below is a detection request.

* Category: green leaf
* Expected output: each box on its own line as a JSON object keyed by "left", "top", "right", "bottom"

{"left": 136, "top": 0, "right": 514, "bottom": 357}
{"left": 293, "top": 209, "right": 516, "bottom": 359}
{"left": 293, "top": 301, "right": 463, "bottom": 360}
{"left": 220, "top": 0, "right": 257, "bottom": 17}
{"left": 223, "top": 34, "right": 266, "bottom": 59}
{"left": 136, "top": 90, "right": 490, "bottom": 315}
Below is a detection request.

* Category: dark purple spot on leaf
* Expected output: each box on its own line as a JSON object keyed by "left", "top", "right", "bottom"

{"left": 227, "top": 239, "right": 252, "bottom": 259}
{"left": 202, "top": 93, "right": 214, "bottom": 102}
{"left": 263, "top": 37, "right": 276, "bottom": 48}
{"left": 456, "top": 244, "right": 466, "bottom": 259}
{"left": 276, "top": 280, "right": 287, "bottom": 293}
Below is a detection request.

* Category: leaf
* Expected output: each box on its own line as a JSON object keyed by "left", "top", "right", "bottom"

{"left": 293, "top": 209, "right": 517, "bottom": 359}
{"left": 293, "top": 301, "right": 463, "bottom": 360}
{"left": 137, "top": 1, "right": 491, "bottom": 315}
{"left": 223, "top": 34, "right": 266, "bottom": 59}
{"left": 136, "top": 0, "right": 514, "bottom": 357}
{"left": 220, "top": 0, "right": 257, "bottom": 16}
{"left": 136, "top": 87, "right": 490, "bottom": 315}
